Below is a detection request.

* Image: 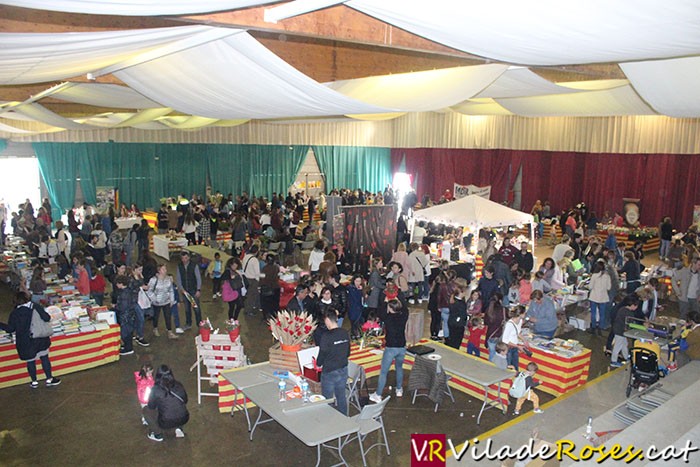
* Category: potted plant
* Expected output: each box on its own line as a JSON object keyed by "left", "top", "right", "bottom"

{"left": 226, "top": 319, "right": 240, "bottom": 343}
{"left": 199, "top": 318, "right": 213, "bottom": 342}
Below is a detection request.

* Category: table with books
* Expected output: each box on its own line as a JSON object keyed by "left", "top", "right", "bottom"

{"left": 0, "top": 282, "right": 121, "bottom": 389}
{"left": 460, "top": 330, "right": 591, "bottom": 397}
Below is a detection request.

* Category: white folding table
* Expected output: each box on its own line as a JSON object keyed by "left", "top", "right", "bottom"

{"left": 422, "top": 342, "right": 515, "bottom": 424}
{"left": 243, "top": 381, "right": 359, "bottom": 467}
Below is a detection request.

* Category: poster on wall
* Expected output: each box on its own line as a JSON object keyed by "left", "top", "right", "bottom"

{"left": 454, "top": 183, "right": 491, "bottom": 200}
{"left": 96, "top": 186, "right": 116, "bottom": 215}
{"left": 622, "top": 198, "right": 641, "bottom": 227}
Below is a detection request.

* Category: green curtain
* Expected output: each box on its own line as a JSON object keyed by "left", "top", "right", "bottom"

{"left": 312, "top": 146, "right": 392, "bottom": 193}
{"left": 208, "top": 145, "right": 308, "bottom": 198}
{"left": 78, "top": 143, "right": 160, "bottom": 211}
{"left": 155, "top": 144, "right": 208, "bottom": 202}
{"left": 35, "top": 143, "right": 309, "bottom": 212}
{"left": 34, "top": 143, "right": 81, "bottom": 220}
{"left": 0, "top": 139, "right": 7, "bottom": 154}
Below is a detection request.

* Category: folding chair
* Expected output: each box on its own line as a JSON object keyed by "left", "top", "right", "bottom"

{"left": 344, "top": 396, "right": 391, "bottom": 466}
{"left": 346, "top": 361, "right": 366, "bottom": 415}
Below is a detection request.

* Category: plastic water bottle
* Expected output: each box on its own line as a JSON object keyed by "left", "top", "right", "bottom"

{"left": 278, "top": 379, "right": 286, "bottom": 402}
{"left": 301, "top": 378, "right": 310, "bottom": 403}
{"left": 585, "top": 416, "right": 593, "bottom": 437}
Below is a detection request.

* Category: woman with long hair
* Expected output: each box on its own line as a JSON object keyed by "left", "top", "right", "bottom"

{"left": 365, "top": 257, "right": 386, "bottom": 319}
{"left": 143, "top": 365, "right": 189, "bottom": 441}
{"left": 483, "top": 292, "right": 506, "bottom": 361}
{"left": 129, "top": 262, "right": 150, "bottom": 345}
{"left": 182, "top": 210, "right": 198, "bottom": 245}
{"left": 222, "top": 257, "right": 245, "bottom": 321}
{"left": 147, "top": 264, "right": 178, "bottom": 339}
{"left": 588, "top": 261, "right": 611, "bottom": 335}
{"left": 0, "top": 291, "right": 61, "bottom": 388}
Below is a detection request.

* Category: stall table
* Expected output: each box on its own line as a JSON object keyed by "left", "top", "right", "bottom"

{"left": 114, "top": 217, "right": 142, "bottom": 230}
{"left": 185, "top": 245, "right": 232, "bottom": 265}
{"left": 152, "top": 234, "right": 188, "bottom": 259}
{"left": 0, "top": 325, "right": 121, "bottom": 389}
{"left": 218, "top": 339, "right": 512, "bottom": 414}
{"left": 409, "top": 342, "right": 514, "bottom": 424}
{"left": 460, "top": 333, "right": 591, "bottom": 397}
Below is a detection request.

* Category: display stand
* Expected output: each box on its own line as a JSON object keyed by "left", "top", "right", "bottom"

{"left": 194, "top": 334, "right": 246, "bottom": 404}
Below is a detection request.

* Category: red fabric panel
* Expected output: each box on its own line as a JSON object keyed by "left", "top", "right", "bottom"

{"left": 392, "top": 148, "right": 700, "bottom": 228}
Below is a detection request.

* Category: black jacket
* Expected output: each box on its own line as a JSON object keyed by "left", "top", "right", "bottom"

{"left": 448, "top": 297, "right": 468, "bottom": 329}
{"left": 0, "top": 302, "right": 51, "bottom": 361}
{"left": 316, "top": 328, "right": 350, "bottom": 373}
{"left": 378, "top": 296, "right": 409, "bottom": 348}
{"left": 148, "top": 381, "right": 189, "bottom": 430}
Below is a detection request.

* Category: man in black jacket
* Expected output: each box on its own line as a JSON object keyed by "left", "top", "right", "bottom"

{"left": 316, "top": 309, "right": 350, "bottom": 415}
{"left": 516, "top": 241, "right": 534, "bottom": 273}
{"left": 286, "top": 284, "right": 311, "bottom": 312}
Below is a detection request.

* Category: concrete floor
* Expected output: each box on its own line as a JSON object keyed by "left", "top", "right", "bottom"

{"left": 0, "top": 247, "right": 677, "bottom": 466}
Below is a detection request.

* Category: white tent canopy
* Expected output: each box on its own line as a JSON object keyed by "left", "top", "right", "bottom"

{"left": 413, "top": 195, "right": 534, "bottom": 228}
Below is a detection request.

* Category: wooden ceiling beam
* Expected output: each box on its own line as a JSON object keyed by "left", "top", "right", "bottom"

{"left": 174, "top": 4, "right": 475, "bottom": 59}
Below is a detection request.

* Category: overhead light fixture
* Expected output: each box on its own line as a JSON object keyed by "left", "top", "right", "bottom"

{"left": 264, "top": 0, "right": 346, "bottom": 23}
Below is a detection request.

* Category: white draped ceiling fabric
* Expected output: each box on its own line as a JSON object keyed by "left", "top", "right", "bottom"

{"left": 2, "top": 1, "right": 700, "bottom": 136}
{"left": 346, "top": 0, "right": 700, "bottom": 65}
{"left": 0, "top": 0, "right": 277, "bottom": 15}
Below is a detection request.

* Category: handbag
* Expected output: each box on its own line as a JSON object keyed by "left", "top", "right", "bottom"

{"left": 221, "top": 280, "right": 239, "bottom": 303}
{"left": 30, "top": 304, "right": 53, "bottom": 338}
{"left": 137, "top": 288, "right": 152, "bottom": 309}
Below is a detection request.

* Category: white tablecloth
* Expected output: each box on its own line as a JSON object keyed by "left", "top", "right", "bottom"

{"left": 114, "top": 217, "right": 142, "bottom": 230}
{"left": 152, "top": 235, "right": 188, "bottom": 259}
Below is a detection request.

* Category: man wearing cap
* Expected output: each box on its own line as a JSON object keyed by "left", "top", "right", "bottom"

{"left": 176, "top": 251, "right": 202, "bottom": 330}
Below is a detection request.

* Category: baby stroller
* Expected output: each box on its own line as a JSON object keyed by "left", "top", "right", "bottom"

{"left": 626, "top": 347, "right": 665, "bottom": 397}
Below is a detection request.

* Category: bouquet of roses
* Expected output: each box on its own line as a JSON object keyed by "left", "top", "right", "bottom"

{"left": 268, "top": 310, "right": 317, "bottom": 346}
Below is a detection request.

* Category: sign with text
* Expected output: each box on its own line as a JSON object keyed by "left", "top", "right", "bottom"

{"left": 454, "top": 183, "right": 491, "bottom": 200}
{"left": 411, "top": 434, "right": 446, "bottom": 466}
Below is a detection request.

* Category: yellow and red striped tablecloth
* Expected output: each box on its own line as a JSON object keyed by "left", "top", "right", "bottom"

{"left": 217, "top": 339, "right": 510, "bottom": 413}
{"left": 0, "top": 325, "right": 121, "bottom": 389}
{"left": 460, "top": 333, "right": 590, "bottom": 397}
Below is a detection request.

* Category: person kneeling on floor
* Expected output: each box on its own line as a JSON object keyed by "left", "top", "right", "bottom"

{"left": 144, "top": 365, "right": 189, "bottom": 441}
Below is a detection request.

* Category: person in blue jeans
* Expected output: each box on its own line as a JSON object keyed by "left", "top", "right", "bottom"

{"left": 176, "top": 251, "right": 202, "bottom": 330}
{"left": 316, "top": 309, "right": 350, "bottom": 415}
{"left": 370, "top": 298, "right": 409, "bottom": 403}
{"left": 114, "top": 275, "right": 136, "bottom": 355}
{"left": 129, "top": 263, "right": 150, "bottom": 345}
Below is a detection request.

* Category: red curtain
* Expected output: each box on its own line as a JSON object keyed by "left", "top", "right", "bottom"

{"left": 391, "top": 148, "right": 521, "bottom": 204}
{"left": 393, "top": 148, "right": 700, "bottom": 228}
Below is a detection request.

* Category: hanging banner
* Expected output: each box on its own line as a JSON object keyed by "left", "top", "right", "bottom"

{"left": 96, "top": 186, "right": 116, "bottom": 214}
{"left": 454, "top": 183, "right": 491, "bottom": 200}
{"left": 622, "top": 198, "right": 641, "bottom": 227}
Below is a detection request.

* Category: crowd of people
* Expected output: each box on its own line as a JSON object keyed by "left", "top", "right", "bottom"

{"left": 5, "top": 188, "right": 700, "bottom": 433}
